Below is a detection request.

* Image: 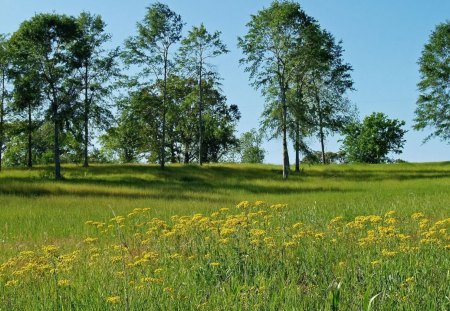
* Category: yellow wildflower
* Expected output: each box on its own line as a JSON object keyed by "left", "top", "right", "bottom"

{"left": 106, "top": 296, "right": 120, "bottom": 304}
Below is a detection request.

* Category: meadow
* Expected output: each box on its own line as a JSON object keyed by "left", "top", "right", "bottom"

{"left": 0, "top": 163, "right": 449, "bottom": 310}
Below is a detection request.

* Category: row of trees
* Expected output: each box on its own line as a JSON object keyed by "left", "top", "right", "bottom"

{"left": 238, "top": 1, "right": 356, "bottom": 178}
{"left": 0, "top": 3, "right": 240, "bottom": 178}
{"left": 0, "top": 1, "right": 447, "bottom": 179}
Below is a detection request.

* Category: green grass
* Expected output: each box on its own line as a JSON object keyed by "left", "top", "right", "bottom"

{"left": 0, "top": 162, "right": 449, "bottom": 310}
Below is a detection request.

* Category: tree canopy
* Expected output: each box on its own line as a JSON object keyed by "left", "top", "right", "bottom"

{"left": 341, "top": 112, "right": 407, "bottom": 163}
{"left": 414, "top": 21, "right": 450, "bottom": 143}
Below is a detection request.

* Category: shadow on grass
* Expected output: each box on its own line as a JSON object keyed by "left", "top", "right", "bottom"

{"left": 0, "top": 163, "right": 449, "bottom": 199}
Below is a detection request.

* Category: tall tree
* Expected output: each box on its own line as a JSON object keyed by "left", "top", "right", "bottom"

{"left": 123, "top": 2, "right": 183, "bottom": 169}
{"left": 414, "top": 21, "right": 450, "bottom": 143}
{"left": 238, "top": 1, "right": 314, "bottom": 179}
{"left": 10, "top": 68, "right": 43, "bottom": 168}
{"left": 178, "top": 23, "right": 229, "bottom": 165}
{"left": 306, "top": 30, "right": 354, "bottom": 164}
{"left": 71, "top": 12, "right": 119, "bottom": 167}
{"left": 9, "top": 14, "right": 80, "bottom": 179}
{"left": 0, "top": 34, "right": 10, "bottom": 172}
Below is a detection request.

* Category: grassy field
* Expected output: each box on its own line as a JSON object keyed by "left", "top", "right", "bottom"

{"left": 0, "top": 163, "right": 449, "bottom": 310}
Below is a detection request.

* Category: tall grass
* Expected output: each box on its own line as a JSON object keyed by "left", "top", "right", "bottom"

{"left": 0, "top": 163, "right": 449, "bottom": 309}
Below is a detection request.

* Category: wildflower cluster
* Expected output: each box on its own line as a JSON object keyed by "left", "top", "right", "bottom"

{"left": 0, "top": 202, "right": 448, "bottom": 310}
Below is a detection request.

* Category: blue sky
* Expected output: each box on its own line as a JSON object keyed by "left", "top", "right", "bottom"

{"left": 1, "top": 0, "right": 449, "bottom": 163}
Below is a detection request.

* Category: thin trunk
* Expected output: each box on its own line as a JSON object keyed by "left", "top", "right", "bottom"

{"left": 83, "top": 64, "right": 89, "bottom": 168}
{"left": 161, "top": 53, "right": 168, "bottom": 169}
{"left": 198, "top": 65, "right": 203, "bottom": 166}
{"left": 319, "top": 125, "right": 325, "bottom": 164}
{"left": 51, "top": 83, "right": 61, "bottom": 179}
{"left": 315, "top": 92, "right": 326, "bottom": 164}
{"left": 281, "top": 85, "right": 289, "bottom": 179}
{"left": 170, "top": 140, "right": 176, "bottom": 163}
{"left": 27, "top": 104, "right": 32, "bottom": 169}
{"left": 54, "top": 102, "right": 61, "bottom": 180}
{"left": 184, "top": 142, "right": 190, "bottom": 164}
{"left": 295, "top": 121, "right": 300, "bottom": 172}
{"left": 0, "top": 71, "right": 4, "bottom": 172}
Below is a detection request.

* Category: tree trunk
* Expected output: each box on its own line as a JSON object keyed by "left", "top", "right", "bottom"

{"left": 315, "top": 93, "right": 326, "bottom": 164}
{"left": 0, "top": 71, "right": 4, "bottom": 172}
{"left": 170, "top": 140, "right": 176, "bottom": 163}
{"left": 184, "top": 142, "right": 190, "bottom": 164}
{"left": 295, "top": 121, "right": 300, "bottom": 172}
{"left": 53, "top": 100, "right": 61, "bottom": 180}
{"left": 27, "top": 104, "right": 33, "bottom": 169}
{"left": 83, "top": 64, "right": 89, "bottom": 168}
{"left": 160, "top": 54, "right": 168, "bottom": 170}
{"left": 198, "top": 66, "right": 203, "bottom": 166}
{"left": 319, "top": 124, "right": 326, "bottom": 164}
{"left": 281, "top": 86, "right": 290, "bottom": 179}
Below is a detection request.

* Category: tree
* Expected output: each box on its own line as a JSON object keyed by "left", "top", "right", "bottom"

{"left": 239, "top": 1, "right": 314, "bottom": 179}
{"left": 0, "top": 34, "right": 11, "bottom": 171}
{"left": 123, "top": 2, "right": 183, "bottom": 169}
{"left": 305, "top": 29, "right": 355, "bottom": 164}
{"left": 72, "top": 12, "right": 119, "bottom": 167}
{"left": 239, "top": 129, "right": 265, "bottom": 163}
{"left": 414, "top": 21, "right": 450, "bottom": 143}
{"left": 9, "top": 14, "right": 80, "bottom": 179}
{"left": 9, "top": 58, "right": 43, "bottom": 169}
{"left": 178, "top": 23, "right": 229, "bottom": 165}
{"left": 341, "top": 112, "right": 407, "bottom": 164}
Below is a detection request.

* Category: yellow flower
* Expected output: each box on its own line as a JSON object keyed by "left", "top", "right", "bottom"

{"left": 210, "top": 262, "right": 220, "bottom": 267}
{"left": 405, "top": 277, "right": 415, "bottom": 284}
{"left": 283, "top": 241, "right": 296, "bottom": 248}
{"left": 106, "top": 296, "right": 120, "bottom": 304}
{"left": 42, "top": 245, "right": 59, "bottom": 256}
{"left": 411, "top": 212, "right": 425, "bottom": 220}
{"left": 371, "top": 260, "right": 382, "bottom": 266}
{"left": 384, "top": 210, "right": 396, "bottom": 218}
{"left": 315, "top": 232, "right": 325, "bottom": 239}
{"left": 381, "top": 249, "right": 397, "bottom": 257}
{"left": 5, "top": 280, "right": 18, "bottom": 287}
{"left": 236, "top": 201, "right": 251, "bottom": 209}
{"left": 83, "top": 237, "right": 98, "bottom": 244}
{"left": 57, "top": 279, "right": 70, "bottom": 287}
{"left": 250, "top": 229, "right": 266, "bottom": 237}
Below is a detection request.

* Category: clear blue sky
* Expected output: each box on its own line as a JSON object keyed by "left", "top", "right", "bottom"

{"left": 1, "top": 0, "right": 449, "bottom": 163}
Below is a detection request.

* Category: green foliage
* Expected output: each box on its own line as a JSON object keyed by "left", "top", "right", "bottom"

{"left": 342, "top": 112, "right": 407, "bottom": 163}
{"left": 239, "top": 129, "right": 265, "bottom": 163}
{"left": 178, "top": 23, "right": 229, "bottom": 165}
{"left": 71, "top": 12, "right": 119, "bottom": 167}
{"left": 8, "top": 13, "right": 81, "bottom": 178}
{"left": 239, "top": 1, "right": 314, "bottom": 178}
{"left": 414, "top": 21, "right": 450, "bottom": 143}
{"left": 123, "top": 2, "right": 184, "bottom": 168}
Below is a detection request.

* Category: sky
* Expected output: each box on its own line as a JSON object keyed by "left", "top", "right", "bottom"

{"left": 1, "top": 0, "right": 449, "bottom": 163}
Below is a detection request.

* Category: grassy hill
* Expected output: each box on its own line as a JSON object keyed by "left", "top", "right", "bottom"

{"left": 0, "top": 163, "right": 449, "bottom": 309}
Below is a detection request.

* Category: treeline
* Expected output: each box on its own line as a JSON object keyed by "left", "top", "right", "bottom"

{"left": 0, "top": 4, "right": 239, "bottom": 179}
{"left": 0, "top": 1, "right": 419, "bottom": 179}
